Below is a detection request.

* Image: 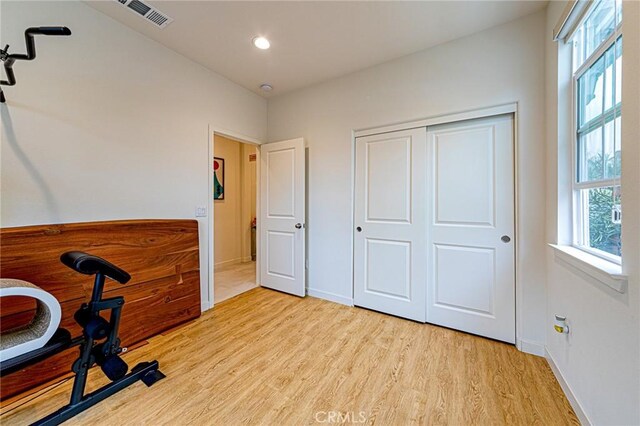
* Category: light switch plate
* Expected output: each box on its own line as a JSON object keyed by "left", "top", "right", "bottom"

{"left": 195, "top": 206, "right": 207, "bottom": 217}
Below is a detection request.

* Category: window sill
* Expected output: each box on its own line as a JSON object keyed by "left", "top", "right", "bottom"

{"left": 549, "top": 244, "right": 628, "bottom": 293}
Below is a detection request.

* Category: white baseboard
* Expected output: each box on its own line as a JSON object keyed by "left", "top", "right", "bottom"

{"left": 201, "top": 300, "right": 212, "bottom": 312}
{"left": 214, "top": 258, "right": 244, "bottom": 268}
{"left": 307, "top": 288, "right": 353, "bottom": 306}
{"left": 545, "top": 348, "right": 591, "bottom": 426}
{"left": 517, "top": 338, "right": 546, "bottom": 357}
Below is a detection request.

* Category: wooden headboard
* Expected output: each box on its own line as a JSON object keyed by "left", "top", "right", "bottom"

{"left": 0, "top": 219, "right": 201, "bottom": 400}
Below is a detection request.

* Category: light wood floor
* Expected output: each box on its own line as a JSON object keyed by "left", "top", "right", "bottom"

{"left": 1, "top": 288, "right": 578, "bottom": 425}
{"left": 214, "top": 261, "right": 257, "bottom": 304}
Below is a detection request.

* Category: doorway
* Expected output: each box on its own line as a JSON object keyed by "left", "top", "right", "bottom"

{"left": 353, "top": 113, "right": 516, "bottom": 343}
{"left": 213, "top": 134, "right": 259, "bottom": 303}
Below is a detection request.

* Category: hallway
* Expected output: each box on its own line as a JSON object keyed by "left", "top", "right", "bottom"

{"left": 214, "top": 261, "right": 257, "bottom": 303}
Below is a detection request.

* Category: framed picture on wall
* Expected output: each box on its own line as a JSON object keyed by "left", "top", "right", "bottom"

{"left": 214, "top": 157, "right": 225, "bottom": 200}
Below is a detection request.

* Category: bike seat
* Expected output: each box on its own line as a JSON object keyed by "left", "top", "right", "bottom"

{"left": 60, "top": 252, "right": 130, "bottom": 284}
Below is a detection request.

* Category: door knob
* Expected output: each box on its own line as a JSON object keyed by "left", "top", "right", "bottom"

{"left": 501, "top": 235, "right": 511, "bottom": 243}
{"left": 356, "top": 226, "right": 362, "bottom": 232}
{"left": 295, "top": 223, "right": 303, "bottom": 229}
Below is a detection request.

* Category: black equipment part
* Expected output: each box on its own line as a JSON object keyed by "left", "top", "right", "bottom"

{"left": 33, "top": 361, "right": 163, "bottom": 426}
{"left": 84, "top": 316, "right": 110, "bottom": 340}
{"left": 99, "top": 354, "right": 129, "bottom": 381}
{"left": 0, "top": 251, "right": 164, "bottom": 425}
{"left": 0, "top": 26, "right": 71, "bottom": 103}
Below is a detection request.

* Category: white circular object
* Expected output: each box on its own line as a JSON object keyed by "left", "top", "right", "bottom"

{"left": 260, "top": 83, "right": 273, "bottom": 92}
{"left": 0, "top": 279, "right": 62, "bottom": 362}
{"left": 252, "top": 36, "right": 270, "bottom": 50}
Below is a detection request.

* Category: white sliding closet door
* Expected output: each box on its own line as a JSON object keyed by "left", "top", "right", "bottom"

{"left": 426, "top": 114, "right": 515, "bottom": 343}
{"left": 353, "top": 128, "right": 427, "bottom": 322}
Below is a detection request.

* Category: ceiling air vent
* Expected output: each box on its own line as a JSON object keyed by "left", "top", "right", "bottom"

{"left": 114, "top": 0, "right": 173, "bottom": 29}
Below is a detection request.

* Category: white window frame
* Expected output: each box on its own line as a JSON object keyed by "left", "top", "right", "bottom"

{"left": 570, "top": 16, "right": 622, "bottom": 265}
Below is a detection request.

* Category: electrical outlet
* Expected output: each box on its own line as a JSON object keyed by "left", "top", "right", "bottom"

{"left": 195, "top": 206, "right": 207, "bottom": 217}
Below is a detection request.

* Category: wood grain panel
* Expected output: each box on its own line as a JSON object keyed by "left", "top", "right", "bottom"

{"left": 0, "top": 220, "right": 201, "bottom": 399}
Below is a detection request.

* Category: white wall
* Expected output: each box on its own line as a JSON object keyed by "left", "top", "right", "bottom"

{"left": 0, "top": 1, "right": 267, "bottom": 308}
{"left": 267, "top": 11, "right": 548, "bottom": 349}
{"left": 545, "top": 1, "right": 640, "bottom": 424}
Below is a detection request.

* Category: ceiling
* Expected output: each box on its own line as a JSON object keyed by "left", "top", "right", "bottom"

{"left": 86, "top": 1, "right": 547, "bottom": 98}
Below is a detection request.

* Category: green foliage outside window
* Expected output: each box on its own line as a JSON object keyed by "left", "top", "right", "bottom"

{"left": 586, "top": 153, "right": 621, "bottom": 256}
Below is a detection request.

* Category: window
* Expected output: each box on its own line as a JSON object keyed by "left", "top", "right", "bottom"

{"left": 571, "top": 0, "right": 622, "bottom": 261}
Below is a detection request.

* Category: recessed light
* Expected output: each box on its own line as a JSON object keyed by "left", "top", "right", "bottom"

{"left": 260, "top": 83, "right": 273, "bottom": 92}
{"left": 252, "top": 36, "right": 270, "bottom": 50}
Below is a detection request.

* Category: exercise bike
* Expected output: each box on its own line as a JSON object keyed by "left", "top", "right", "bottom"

{"left": 0, "top": 252, "right": 165, "bottom": 425}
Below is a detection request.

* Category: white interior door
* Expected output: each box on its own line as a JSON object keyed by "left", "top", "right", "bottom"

{"left": 426, "top": 114, "right": 515, "bottom": 343}
{"left": 260, "top": 138, "right": 306, "bottom": 297}
{"left": 353, "top": 128, "right": 427, "bottom": 322}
